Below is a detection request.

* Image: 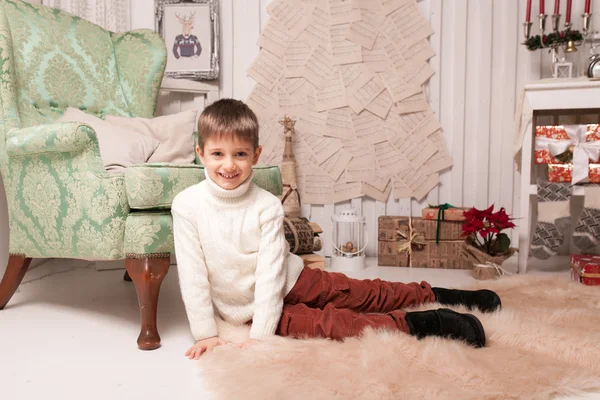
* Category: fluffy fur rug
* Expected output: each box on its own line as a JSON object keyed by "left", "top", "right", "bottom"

{"left": 198, "top": 274, "right": 600, "bottom": 400}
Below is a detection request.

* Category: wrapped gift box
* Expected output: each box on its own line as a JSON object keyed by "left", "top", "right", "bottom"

{"left": 535, "top": 124, "right": 600, "bottom": 164}
{"left": 570, "top": 254, "right": 600, "bottom": 286}
{"left": 377, "top": 216, "right": 468, "bottom": 269}
{"left": 421, "top": 206, "right": 468, "bottom": 221}
{"left": 547, "top": 163, "right": 600, "bottom": 183}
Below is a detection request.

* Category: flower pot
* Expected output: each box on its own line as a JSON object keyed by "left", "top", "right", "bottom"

{"left": 459, "top": 237, "right": 517, "bottom": 271}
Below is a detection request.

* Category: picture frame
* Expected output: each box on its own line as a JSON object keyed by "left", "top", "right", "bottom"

{"left": 155, "top": 0, "right": 219, "bottom": 80}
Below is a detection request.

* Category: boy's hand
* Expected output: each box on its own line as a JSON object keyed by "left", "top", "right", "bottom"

{"left": 237, "top": 339, "right": 259, "bottom": 349}
{"left": 185, "top": 336, "right": 226, "bottom": 359}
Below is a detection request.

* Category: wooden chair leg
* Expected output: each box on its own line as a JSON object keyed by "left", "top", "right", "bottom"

{"left": 125, "top": 255, "right": 170, "bottom": 351}
{"left": 0, "top": 255, "right": 32, "bottom": 310}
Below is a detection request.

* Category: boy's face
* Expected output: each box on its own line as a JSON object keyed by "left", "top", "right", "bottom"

{"left": 197, "top": 135, "right": 262, "bottom": 191}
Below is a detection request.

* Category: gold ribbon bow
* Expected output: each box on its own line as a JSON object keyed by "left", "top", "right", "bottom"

{"left": 397, "top": 217, "right": 426, "bottom": 268}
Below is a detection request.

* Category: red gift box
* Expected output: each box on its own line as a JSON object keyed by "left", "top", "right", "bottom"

{"left": 547, "top": 163, "right": 600, "bottom": 183}
{"left": 570, "top": 254, "right": 600, "bottom": 286}
{"left": 535, "top": 124, "right": 600, "bottom": 164}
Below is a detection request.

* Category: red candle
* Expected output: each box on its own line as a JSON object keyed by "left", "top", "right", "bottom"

{"left": 566, "top": 0, "right": 572, "bottom": 23}
{"left": 554, "top": 0, "right": 560, "bottom": 15}
{"left": 540, "top": 0, "right": 545, "bottom": 14}
{"left": 585, "top": 0, "right": 591, "bottom": 13}
{"left": 526, "top": 0, "right": 532, "bottom": 22}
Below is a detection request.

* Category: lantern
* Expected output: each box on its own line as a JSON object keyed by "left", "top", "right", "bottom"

{"left": 331, "top": 209, "right": 367, "bottom": 270}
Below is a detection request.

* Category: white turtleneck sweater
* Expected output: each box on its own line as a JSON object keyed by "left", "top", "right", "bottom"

{"left": 171, "top": 172, "right": 305, "bottom": 341}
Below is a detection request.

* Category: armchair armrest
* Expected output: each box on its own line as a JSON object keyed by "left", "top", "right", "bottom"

{"left": 6, "top": 122, "right": 100, "bottom": 158}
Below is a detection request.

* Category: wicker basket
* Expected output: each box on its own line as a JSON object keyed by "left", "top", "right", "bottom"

{"left": 459, "top": 237, "right": 517, "bottom": 270}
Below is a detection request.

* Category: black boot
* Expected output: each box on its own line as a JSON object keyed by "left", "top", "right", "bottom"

{"left": 405, "top": 308, "right": 486, "bottom": 348}
{"left": 432, "top": 287, "right": 502, "bottom": 313}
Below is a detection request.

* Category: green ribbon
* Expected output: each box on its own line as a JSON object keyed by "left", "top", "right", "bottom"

{"left": 434, "top": 203, "right": 456, "bottom": 244}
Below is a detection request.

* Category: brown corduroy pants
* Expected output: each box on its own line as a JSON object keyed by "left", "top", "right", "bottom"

{"left": 276, "top": 267, "right": 435, "bottom": 340}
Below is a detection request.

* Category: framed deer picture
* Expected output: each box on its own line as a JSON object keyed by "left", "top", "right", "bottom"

{"left": 156, "top": 0, "right": 219, "bottom": 80}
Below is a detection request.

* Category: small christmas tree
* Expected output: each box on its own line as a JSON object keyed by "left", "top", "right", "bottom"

{"left": 279, "top": 115, "right": 301, "bottom": 217}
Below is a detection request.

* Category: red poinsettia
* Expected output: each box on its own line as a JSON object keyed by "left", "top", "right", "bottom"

{"left": 462, "top": 205, "right": 516, "bottom": 255}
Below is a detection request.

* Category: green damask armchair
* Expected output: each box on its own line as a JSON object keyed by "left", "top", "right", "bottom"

{"left": 0, "top": 0, "right": 283, "bottom": 350}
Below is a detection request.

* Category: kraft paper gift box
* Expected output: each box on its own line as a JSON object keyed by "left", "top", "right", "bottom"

{"left": 377, "top": 216, "right": 468, "bottom": 269}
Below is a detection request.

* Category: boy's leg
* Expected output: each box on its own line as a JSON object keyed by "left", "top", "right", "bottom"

{"left": 284, "top": 267, "right": 435, "bottom": 314}
{"left": 285, "top": 267, "right": 502, "bottom": 314}
{"left": 276, "top": 303, "right": 485, "bottom": 348}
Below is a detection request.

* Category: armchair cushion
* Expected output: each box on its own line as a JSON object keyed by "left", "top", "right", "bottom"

{"left": 124, "top": 164, "right": 283, "bottom": 209}
{"left": 105, "top": 109, "right": 197, "bottom": 164}
{"left": 58, "top": 107, "right": 160, "bottom": 172}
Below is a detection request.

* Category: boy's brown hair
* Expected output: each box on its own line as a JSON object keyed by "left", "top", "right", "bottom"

{"left": 197, "top": 99, "right": 260, "bottom": 150}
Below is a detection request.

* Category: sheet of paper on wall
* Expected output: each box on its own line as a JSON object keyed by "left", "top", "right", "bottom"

{"left": 361, "top": 180, "right": 392, "bottom": 202}
{"left": 379, "top": 70, "right": 421, "bottom": 103}
{"left": 352, "top": 0, "right": 382, "bottom": 10}
{"left": 414, "top": 109, "right": 442, "bottom": 139}
{"left": 394, "top": 134, "right": 437, "bottom": 169}
{"left": 345, "top": 155, "right": 376, "bottom": 182}
{"left": 330, "top": 24, "right": 363, "bottom": 65}
{"left": 370, "top": 174, "right": 391, "bottom": 192}
{"left": 392, "top": 175, "right": 412, "bottom": 199}
{"left": 341, "top": 63, "right": 375, "bottom": 94}
{"left": 298, "top": 4, "right": 329, "bottom": 47}
{"left": 258, "top": 18, "right": 291, "bottom": 58}
{"left": 329, "top": 0, "right": 362, "bottom": 25}
{"left": 295, "top": 90, "right": 328, "bottom": 133}
{"left": 374, "top": 140, "right": 411, "bottom": 178}
{"left": 280, "top": 77, "right": 312, "bottom": 100}
{"left": 362, "top": 34, "right": 390, "bottom": 73}
{"left": 400, "top": 168, "right": 440, "bottom": 201}
{"left": 346, "top": 10, "right": 380, "bottom": 50}
{"left": 284, "top": 41, "right": 312, "bottom": 78}
{"left": 402, "top": 61, "right": 435, "bottom": 86}
{"left": 315, "top": 68, "right": 347, "bottom": 111}
{"left": 365, "top": 89, "right": 393, "bottom": 119}
{"left": 303, "top": 173, "right": 336, "bottom": 204}
{"left": 268, "top": 0, "right": 315, "bottom": 38}
{"left": 422, "top": 130, "right": 453, "bottom": 174}
{"left": 389, "top": 2, "right": 434, "bottom": 48}
{"left": 379, "top": 0, "right": 411, "bottom": 15}
{"left": 394, "top": 109, "right": 438, "bottom": 137}
{"left": 382, "top": 37, "right": 407, "bottom": 71}
{"left": 304, "top": 132, "right": 344, "bottom": 164}
{"left": 395, "top": 92, "right": 429, "bottom": 114}
{"left": 319, "top": 148, "right": 352, "bottom": 181}
{"left": 405, "top": 39, "right": 436, "bottom": 65}
{"left": 334, "top": 181, "right": 363, "bottom": 203}
{"left": 247, "top": 84, "right": 279, "bottom": 120}
{"left": 278, "top": 85, "right": 307, "bottom": 116}
{"left": 343, "top": 138, "right": 375, "bottom": 159}
{"left": 258, "top": 118, "right": 282, "bottom": 159}
{"left": 326, "top": 107, "right": 357, "bottom": 140}
{"left": 351, "top": 110, "right": 386, "bottom": 143}
{"left": 248, "top": 50, "right": 283, "bottom": 90}
{"left": 347, "top": 75, "right": 385, "bottom": 114}
{"left": 303, "top": 45, "right": 335, "bottom": 89}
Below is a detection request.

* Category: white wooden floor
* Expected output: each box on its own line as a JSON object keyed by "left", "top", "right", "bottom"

{"left": 0, "top": 257, "right": 597, "bottom": 400}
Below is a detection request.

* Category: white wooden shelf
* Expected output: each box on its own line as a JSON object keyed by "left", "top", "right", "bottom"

{"left": 517, "top": 78, "right": 600, "bottom": 274}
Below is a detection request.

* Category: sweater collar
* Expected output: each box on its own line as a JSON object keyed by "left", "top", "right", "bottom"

{"left": 204, "top": 170, "right": 255, "bottom": 206}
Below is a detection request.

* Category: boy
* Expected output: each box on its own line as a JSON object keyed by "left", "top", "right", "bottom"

{"left": 172, "top": 99, "right": 501, "bottom": 360}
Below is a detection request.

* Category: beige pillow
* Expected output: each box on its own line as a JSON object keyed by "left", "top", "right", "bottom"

{"left": 57, "top": 108, "right": 160, "bottom": 172}
{"left": 105, "top": 110, "right": 198, "bottom": 164}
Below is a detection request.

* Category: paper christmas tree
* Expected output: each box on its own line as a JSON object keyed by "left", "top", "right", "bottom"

{"left": 247, "top": 0, "right": 452, "bottom": 204}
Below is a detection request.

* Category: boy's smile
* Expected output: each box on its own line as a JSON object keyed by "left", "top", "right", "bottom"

{"left": 197, "top": 135, "right": 262, "bottom": 191}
